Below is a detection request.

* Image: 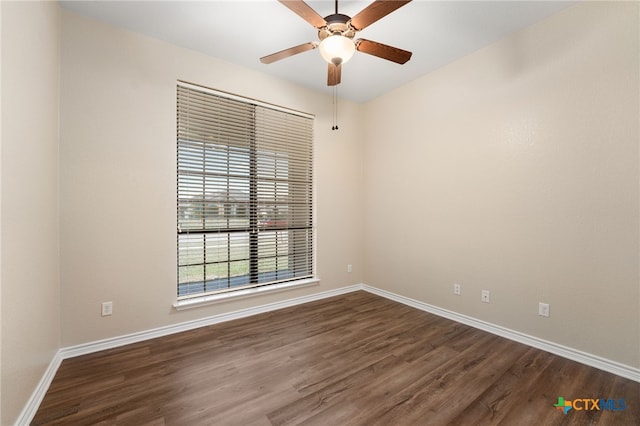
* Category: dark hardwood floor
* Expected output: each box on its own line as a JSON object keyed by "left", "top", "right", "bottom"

{"left": 33, "top": 291, "right": 639, "bottom": 425}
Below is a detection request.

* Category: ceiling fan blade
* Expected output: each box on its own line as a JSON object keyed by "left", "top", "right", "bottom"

{"left": 356, "top": 39, "right": 412, "bottom": 64}
{"left": 278, "top": 0, "right": 327, "bottom": 28}
{"left": 350, "top": 0, "right": 412, "bottom": 31}
{"left": 328, "top": 63, "right": 342, "bottom": 86}
{"left": 260, "top": 42, "right": 318, "bottom": 64}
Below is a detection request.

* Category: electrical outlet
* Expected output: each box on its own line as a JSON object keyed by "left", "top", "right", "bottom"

{"left": 453, "top": 283, "right": 461, "bottom": 295}
{"left": 481, "top": 290, "right": 490, "bottom": 303}
{"left": 101, "top": 301, "right": 113, "bottom": 316}
{"left": 539, "top": 302, "right": 550, "bottom": 317}
{"left": 347, "top": 264, "right": 352, "bottom": 273}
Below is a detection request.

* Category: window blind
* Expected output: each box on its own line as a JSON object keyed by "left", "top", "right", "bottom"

{"left": 177, "top": 82, "right": 314, "bottom": 299}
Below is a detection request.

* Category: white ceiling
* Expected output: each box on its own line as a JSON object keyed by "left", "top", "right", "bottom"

{"left": 59, "top": 0, "right": 576, "bottom": 103}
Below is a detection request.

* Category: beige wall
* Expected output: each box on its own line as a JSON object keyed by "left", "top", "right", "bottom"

{"left": 3, "top": 1, "right": 639, "bottom": 421}
{"left": 1, "top": 1, "right": 61, "bottom": 424}
{"left": 363, "top": 1, "right": 639, "bottom": 368}
{"left": 59, "top": 11, "right": 364, "bottom": 347}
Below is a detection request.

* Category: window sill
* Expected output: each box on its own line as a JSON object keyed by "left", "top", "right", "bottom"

{"left": 172, "top": 278, "right": 320, "bottom": 311}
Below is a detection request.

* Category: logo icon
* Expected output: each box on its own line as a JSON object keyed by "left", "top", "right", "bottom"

{"left": 554, "top": 397, "right": 572, "bottom": 414}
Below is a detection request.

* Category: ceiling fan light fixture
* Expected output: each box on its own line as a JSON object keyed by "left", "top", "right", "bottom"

{"left": 319, "top": 35, "right": 355, "bottom": 65}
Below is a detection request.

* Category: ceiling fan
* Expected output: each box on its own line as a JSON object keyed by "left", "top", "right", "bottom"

{"left": 260, "top": 0, "right": 413, "bottom": 86}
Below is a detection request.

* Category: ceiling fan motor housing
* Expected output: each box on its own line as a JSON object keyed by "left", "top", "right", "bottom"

{"left": 318, "top": 13, "right": 356, "bottom": 39}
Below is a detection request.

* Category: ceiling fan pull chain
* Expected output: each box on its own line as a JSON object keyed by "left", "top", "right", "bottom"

{"left": 335, "top": 86, "right": 339, "bottom": 130}
{"left": 331, "top": 85, "right": 338, "bottom": 130}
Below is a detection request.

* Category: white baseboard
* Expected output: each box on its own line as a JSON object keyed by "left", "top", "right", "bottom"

{"left": 61, "top": 284, "right": 363, "bottom": 359}
{"left": 18, "top": 282, "right": 639, "bottom": 424}
{"left": 362, "top": 284, "right": 640, "bottom": 383}
{"left": 14, "top": 351, "right": 63, "bottom": 426}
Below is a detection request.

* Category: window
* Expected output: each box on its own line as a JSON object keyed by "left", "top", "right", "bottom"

{"left": 177, "top": 82, "right": 314, "bottom": 300}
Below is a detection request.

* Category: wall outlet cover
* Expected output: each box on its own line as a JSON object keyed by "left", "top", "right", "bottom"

{"left": 101, "top": 301, "right": 113, "bottom": 316}
{"left": 539, "top": 302, "right": 550, "bottom": 317}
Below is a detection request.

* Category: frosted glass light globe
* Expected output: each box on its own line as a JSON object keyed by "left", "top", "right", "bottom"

{"left": 319, "top": 35, "right": 356, "bottom": 65}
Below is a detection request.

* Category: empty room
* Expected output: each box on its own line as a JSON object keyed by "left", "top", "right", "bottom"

{"left": 1, "top": 0, "right": 639, "bottom": 424}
